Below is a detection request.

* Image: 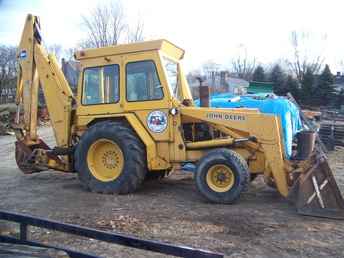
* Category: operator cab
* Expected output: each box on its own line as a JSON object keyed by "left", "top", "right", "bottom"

{"left": 75, "top": 40, "right": 193, "bottom": 116}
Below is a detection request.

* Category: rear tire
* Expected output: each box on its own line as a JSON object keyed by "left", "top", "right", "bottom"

{"left": 195, "top": 148, "right": 249, "bottom": 204}
{"left": 75, "top": 121, "right": 147, "bottom": 194}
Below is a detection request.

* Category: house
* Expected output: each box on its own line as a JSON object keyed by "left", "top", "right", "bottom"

{"left": 333, "top": 72, "right": 344, "bottom": 93}
{"left": 61, "top": 58, "right": 81, "bottom": 92}
{"left": 227, "top": 77, "right": 249, "bottom": 95}
{"left": 187, "top": 70, "right": 249, "bottom": 98}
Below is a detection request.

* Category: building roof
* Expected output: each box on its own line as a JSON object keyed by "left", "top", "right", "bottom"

{"left": 247, "top": 81, "right": 274, "bottom": 94}
{"left": 227, "top": 77, "right": 249, "bottom": 88}
{"left": 333, "top": 74, "right": 344, "bottom": 92}
{"left": 74, "top": 39, "right": 185, "bottom": 61}
{"left": 61, "top": 59, "right": 80, "bottom": 88}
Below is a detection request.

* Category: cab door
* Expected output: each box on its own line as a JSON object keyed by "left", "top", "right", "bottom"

{"left": 122, "top": 51, "right": 186, "bottom": 162}
{"left": 122, "top": 51, "right": 172, "bottom": 143}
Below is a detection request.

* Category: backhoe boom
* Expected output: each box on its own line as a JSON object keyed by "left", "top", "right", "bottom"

{"left": 15, "top": 14, "right": 73, "bottom": 147}
{"left": 15, "top": 14, "right": 74, "bottom": 171}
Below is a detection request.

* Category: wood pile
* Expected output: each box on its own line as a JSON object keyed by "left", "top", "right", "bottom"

{"left": 0, "top": 104, "right": 51, "bottom": 135}
{"left": 319, "top": 122, "right": 344, "bottom": 150}
{"left": 0, "top": 103, "right": 16, "bottom": 135}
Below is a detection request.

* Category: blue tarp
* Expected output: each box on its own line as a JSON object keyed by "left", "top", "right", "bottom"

{"left": 194, "top": 93, "right": 303, "bottom": 159}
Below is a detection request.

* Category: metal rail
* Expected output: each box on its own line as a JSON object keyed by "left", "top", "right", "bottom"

{"left": 0, "top": 210, "right": 223, "bottom": 258}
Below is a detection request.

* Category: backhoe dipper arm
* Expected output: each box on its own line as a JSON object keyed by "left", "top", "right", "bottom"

{"left": 15, "top": 14, "right": 73, "bottom": 148}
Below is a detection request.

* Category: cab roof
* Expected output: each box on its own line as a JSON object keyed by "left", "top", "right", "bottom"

{"left": 74, "top": 39, "right": 185, "bottom": 61}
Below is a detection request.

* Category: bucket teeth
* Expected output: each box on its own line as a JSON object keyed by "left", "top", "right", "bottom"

{"left": 288, "top": 154, "right": 344, "bottom": 220}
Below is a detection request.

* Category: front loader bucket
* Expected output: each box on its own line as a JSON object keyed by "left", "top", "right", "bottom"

{"left": 288, "top": 153, "right": 344, "bottom": 219}
{"left": 15, "top": 139, "right": 50, "bottom": 174}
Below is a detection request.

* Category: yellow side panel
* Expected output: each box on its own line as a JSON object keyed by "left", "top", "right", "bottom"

{"left": 134, "top": 110, "right": 170, "bottom": 141}
{"left": 180, "top": 106, "right": 289, "bottom": 196}
{"left": 169, "top": 113, "right": 186, "bottom": 162}
{"left": 125, "top": 113, "right": 171, "bottom": 170}
{"left": 156, "top": 142, "right": 170, "bottom": 166}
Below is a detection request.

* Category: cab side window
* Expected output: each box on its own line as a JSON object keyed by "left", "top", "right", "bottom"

{"left": 126, "top": 61, "right": 163, "bottom": 102}
{"left": 82, "top": 64, "right": 120, "bottom": 105}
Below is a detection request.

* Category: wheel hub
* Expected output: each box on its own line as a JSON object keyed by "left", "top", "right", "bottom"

{"left": 206, "top": 164, "right": 235, "bottom": 192}
{"left": 87, "top": 139, "right": 124, "bottom": 182}
{"left": 102, "top": 150, "right": 119, "bottom": 169}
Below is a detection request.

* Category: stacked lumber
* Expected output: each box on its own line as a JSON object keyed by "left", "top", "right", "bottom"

{"left": 319, "top": 122, "right": 344, "bottom": 149}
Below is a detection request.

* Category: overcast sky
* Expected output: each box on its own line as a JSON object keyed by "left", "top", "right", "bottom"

{"left": 0, "top": 0, "right": 343, "bottom": 72}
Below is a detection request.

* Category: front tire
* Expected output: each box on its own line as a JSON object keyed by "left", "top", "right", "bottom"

{"left": 75, "top": 121, "right": 147, "bottom": 194}
{"left": 195, "top": 149, "right": 249, "bottom": 204}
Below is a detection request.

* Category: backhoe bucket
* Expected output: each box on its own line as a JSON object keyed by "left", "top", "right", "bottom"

{"left": 288, "top": 153, "right": 344, "bottom": 220}
{"left": 15, "top": 139, "right": 50, "bottom": 174}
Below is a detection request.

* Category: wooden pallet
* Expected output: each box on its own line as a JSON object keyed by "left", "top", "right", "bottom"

{"left": 319, "top": 123, "right": 344, "bottom": 148}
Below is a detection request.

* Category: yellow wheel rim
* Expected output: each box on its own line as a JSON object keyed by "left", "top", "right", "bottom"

{"left": 86, "top": 139, "right": 124, "bottom": 182}
{"left": 206, "top": 164, "right": 235, "bottom": 192}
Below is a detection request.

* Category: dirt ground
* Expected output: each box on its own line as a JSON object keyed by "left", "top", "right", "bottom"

{"left": 0, "top": 127, "right": 344, "bottom": 258}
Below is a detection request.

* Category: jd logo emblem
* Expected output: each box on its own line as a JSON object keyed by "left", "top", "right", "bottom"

{"left": 147, "top": 110, "right": 168, "bottom": 133}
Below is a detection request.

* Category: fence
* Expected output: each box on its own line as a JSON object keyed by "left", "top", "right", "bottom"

{"left": 0, "top": 210, "right": 223, "bottom": 258}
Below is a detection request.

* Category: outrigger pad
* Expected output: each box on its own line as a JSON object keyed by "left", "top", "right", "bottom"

{"left": 288, "top": 154, "right": 344, "bottom": 220}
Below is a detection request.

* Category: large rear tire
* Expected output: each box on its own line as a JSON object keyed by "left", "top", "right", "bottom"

{"left": 195, "top": 148, "right": 249, "bottom": 204}
{"left": 75, "top": 121, "right": 147, "bottom": 194}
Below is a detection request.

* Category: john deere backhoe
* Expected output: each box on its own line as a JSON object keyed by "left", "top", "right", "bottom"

{"left": 13, "top": 14, "right": 344, "bottom": 219}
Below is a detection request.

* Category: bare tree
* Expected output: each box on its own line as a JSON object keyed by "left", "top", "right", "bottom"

{"left": 231, "top": 44, "right": 256, "bottom": 80}
{"left": 202, "top": 60, "right": 220, "bottom": 77}
{"left": 288, "top": 30, "right": 326, "bottom": 82}
{"left": 127, "top": 19, "right": 144, "bottom": 43}
{"left": 47, "top": 44, "right": 62, "bottom": 61}
{"left": 0, "top": 45, "right": 17, "bottom": 103}
{"left": 80, "top": 2, "right": 126, "bottom": 48}
{"left": 64, "top": 47, "right": 79, "bottom": 61}
{"left": 202, "top": 60, "right": 220, "bottom": 87}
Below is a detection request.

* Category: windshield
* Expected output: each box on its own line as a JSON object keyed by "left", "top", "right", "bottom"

{"left": 163, "top": 57, "right": 179, "bottom": 99}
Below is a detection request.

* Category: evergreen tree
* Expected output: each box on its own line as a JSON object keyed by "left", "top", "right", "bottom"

{"left": 252, "top": 65, "right": 266, "bottom": 82}
{"left": 316, "top": 64, "right": 335, "bottom": 106}
{"left": 300, "top": 67, "right": 315, "bottom": 105}
{"left": 285, "top": 75, "right": 300, "bottom": 100}
{"left": 269, "top": 64, "right": 286, "bottom": 95}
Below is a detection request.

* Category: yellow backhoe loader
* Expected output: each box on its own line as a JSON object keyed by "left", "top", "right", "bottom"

{"left": 13, "top": 14, "right": 344, "bottom": 219}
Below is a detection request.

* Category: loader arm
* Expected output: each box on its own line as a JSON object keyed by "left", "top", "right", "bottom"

{"left": 15, "top": 14, "right": 73, "bottom": 148}
{"left": 181, "top": 106, "right": 344, "bottom": 219}
{"left": 181, "top": 107, "right": 289, "bottom": 196}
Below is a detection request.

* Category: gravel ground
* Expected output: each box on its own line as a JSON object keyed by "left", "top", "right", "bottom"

{"left": 0, "top": 127, "right": 343, "bottom": 258}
